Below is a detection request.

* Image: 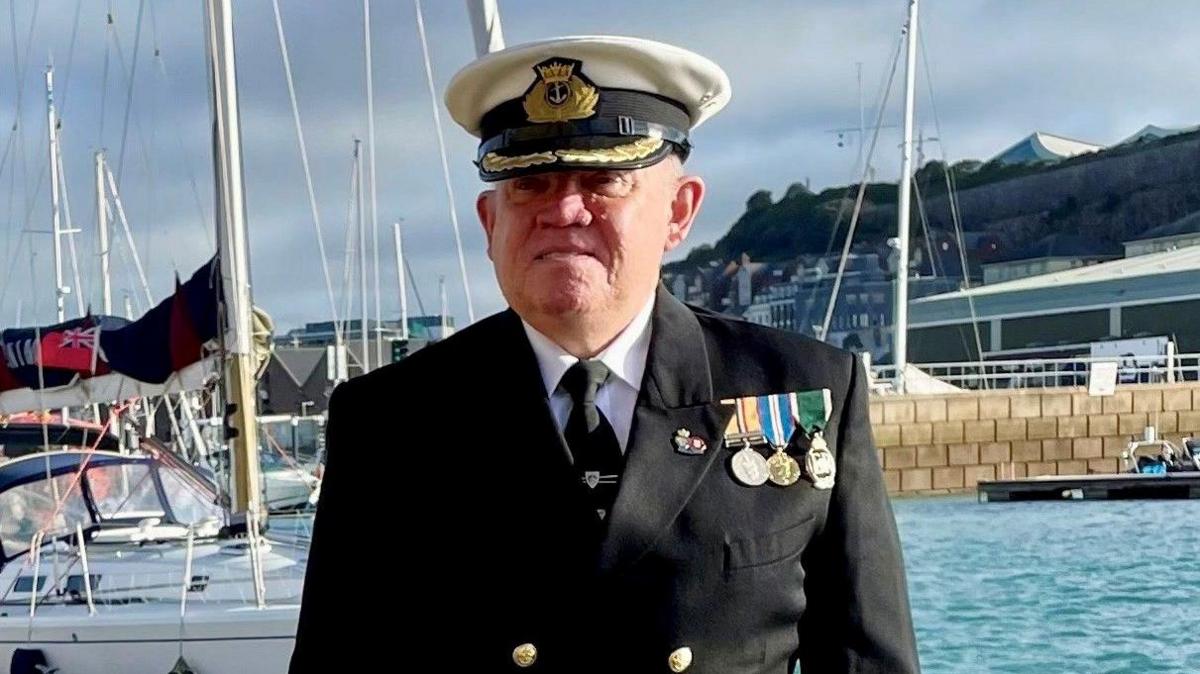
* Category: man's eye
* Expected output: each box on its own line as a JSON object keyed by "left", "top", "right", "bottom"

{"left": 585, "top": 172, "right": 631, "bottom": 195}
{"left": 512, "top": 176, "right": 548, "bottom": 191}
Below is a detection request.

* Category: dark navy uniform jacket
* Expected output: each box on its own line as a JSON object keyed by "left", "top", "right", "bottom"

{"left": 290, "top": 288, "right": 919, "bottom": 673}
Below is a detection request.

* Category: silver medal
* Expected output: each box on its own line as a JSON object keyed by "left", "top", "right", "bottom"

{"left": 731, "top": 444, "right": 770, "bottom": 486}
{"left": 804, "top": 433, "right": 836, "bottom": 490}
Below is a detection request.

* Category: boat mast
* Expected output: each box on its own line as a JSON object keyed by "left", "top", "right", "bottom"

{"left": 439, "top": 275, "right": 447, "bottom": 336}
{"left": 465, "top": 0, "right": 505, "bottom": 56}
{"left": 45, "top": 67, "right": 67, "bottom": 325}
{"left": 96, "top": 151, "right": 113, "bottom": 314}
{"left": 354, "top": 138, "right": 369, "bottom": 373}
{"left": 364, "top": 0, "right": 383, "bottom": 368}
{"left": 393, "top": 221, "right": 409, "bottom": 340}
{"left": 894, "top": 0, "right": 919, "bottom": 394}
{"left": 856, "top": 62, "right": 865, "bottom": 180}
{"left": 205, "top": 0, "right": 262, "bottom": 518}
{"left": 415, "top": 0, "right": 475, "bottom": 324}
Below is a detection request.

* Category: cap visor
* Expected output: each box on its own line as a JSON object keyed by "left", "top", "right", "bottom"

{"left": 478, "top": 135, "right": 676, "bottom": 182}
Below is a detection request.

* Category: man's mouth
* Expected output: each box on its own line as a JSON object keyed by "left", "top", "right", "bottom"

{"left": 535, "top": 247, "right": 597, "bottom": 261}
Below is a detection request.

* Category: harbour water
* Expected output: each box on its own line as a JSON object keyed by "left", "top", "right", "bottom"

{"left": 896, "top": 496, "right": 1200, "bottom": 673}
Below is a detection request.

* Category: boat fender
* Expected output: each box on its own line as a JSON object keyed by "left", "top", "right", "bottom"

{"left": 10, "top": 649, "right": 56, "bottom": 674}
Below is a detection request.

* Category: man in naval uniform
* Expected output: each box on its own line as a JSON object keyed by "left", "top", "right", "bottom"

{"left": 291, "top": 36, "right": 918, "bottom": 674}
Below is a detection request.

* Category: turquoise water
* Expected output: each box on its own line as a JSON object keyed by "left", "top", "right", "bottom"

{"left": 895, "top": 496, "right": 1200, "bottom": 673}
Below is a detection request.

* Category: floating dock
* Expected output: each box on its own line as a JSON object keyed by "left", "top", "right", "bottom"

{"left": 978, "top": 472, "right": 1200, "bottom": 501}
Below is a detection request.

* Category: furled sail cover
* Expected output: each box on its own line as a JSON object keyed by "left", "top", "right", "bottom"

{"left": 0, "top": 257, "right": 226, "bottom": 413}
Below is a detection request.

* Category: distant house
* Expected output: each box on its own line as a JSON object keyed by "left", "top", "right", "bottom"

{"left": 740, "top": 252, "right": 960, "bottom": 364}
{"left": 982, "top": 234, "right": 1121, "bottom": 284}
{"left": 1123, "top": 211, "right": 1200, "bottom": 257}
{"left": 664, "top": 260, "right": 726, "bottom": 308}
{"left": 664, "top": 254, "right": 793, "bottom": 314}
{"left": 261, "top": 314, "right": 457, "bottom": 414}
{"left": 989, "top": 131, "right": 1103, "bottom": 166}
{"left": 260, "top": 347, "right": 331, "bottom": 415}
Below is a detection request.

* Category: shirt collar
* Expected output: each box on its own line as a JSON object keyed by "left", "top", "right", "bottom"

{"left": 521, "top": 293, "right": 656, "bottom": 397}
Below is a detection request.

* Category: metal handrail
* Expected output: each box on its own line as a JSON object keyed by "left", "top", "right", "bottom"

{"left": 871, "top": 352, "right": 1200, "bottom": 391}
{"left": 76, "top": 523, "right": 96, "bottom": 616}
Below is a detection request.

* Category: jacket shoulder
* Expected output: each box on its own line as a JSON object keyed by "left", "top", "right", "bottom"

{"left": 330, "top": 310, "right": 514, "bottom": 404}
{"left": 687, "top": 304, "right": 857, "bottom": 392}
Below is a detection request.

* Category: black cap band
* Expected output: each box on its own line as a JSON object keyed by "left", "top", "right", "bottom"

{"left": 478, "top": 118, "right": 691, "bottom": 160}
{"left": 479, "top": 88, "right": 691, "bottom": 140}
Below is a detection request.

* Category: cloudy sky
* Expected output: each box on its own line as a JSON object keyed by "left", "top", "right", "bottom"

{"left": 1, "top": 0, "right": 1198, "bottom": 333}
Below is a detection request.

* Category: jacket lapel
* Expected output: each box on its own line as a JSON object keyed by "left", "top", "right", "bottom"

{"left": 599, "top": 288, "right": 734, "bottom": 573}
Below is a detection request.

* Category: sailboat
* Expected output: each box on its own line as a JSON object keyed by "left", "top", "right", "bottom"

{"left": 0, "top": 2, "right": 307, "bottom": 671}
{"left": 0, "top": 0, "right": 504, "bottom": 669}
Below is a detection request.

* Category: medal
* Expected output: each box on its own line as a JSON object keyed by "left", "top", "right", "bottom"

{"left": 804, "top": 432, "right": 836, "bottom": 490}
{"left": 767, "top": 448, "right": 802, "bottom": 486}
{"left": 730, "top": 443, "right": 769, "bottom": 486}
{"left": 722, "top": 388, "right": 833, "bottom": 488}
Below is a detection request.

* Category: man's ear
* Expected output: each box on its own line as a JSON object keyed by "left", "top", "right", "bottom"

{"left": 664, "top": 174, "right": 705, "bottom": 253}
{"left": 476, "top": 189, "right": 497, "bottom": 259}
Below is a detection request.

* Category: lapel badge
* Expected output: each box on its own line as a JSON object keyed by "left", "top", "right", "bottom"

{"left": 673, "top": 428, "right": 708, "bottom": 455}
{"left": 804, "top": 433, "right": 836, "bottom": 490}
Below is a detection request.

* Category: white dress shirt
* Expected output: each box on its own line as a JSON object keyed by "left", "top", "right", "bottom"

{"left": 521, "top": 295, "right": 655, "bottom": 453}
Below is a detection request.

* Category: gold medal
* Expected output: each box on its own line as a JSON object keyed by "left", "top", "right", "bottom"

{"left": 767, "top": 448, "right": 801, "bottom": 486}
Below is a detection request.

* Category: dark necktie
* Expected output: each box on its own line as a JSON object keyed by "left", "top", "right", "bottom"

{"left": 560, "top": 360, "right": 623, "bottom": 527}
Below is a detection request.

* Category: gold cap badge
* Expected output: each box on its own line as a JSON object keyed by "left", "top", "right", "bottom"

{"left": 522, "top": 58, "right": 599, "bottom": 123}
{"left": 512, "top": 642, "right": 538, "bottom": 667}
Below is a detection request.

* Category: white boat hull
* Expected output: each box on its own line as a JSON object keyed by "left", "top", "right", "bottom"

{"left": 0, "top": 604, "right": 298, "bottom": 673}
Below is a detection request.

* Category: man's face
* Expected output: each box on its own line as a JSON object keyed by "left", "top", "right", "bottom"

{"left": 476, "top": 158, "right": 703, "bottom": 323}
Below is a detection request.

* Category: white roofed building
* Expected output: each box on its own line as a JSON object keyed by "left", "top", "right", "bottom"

{"left": 907, "top": 245, "right": 1200, "bottom": 362}
{"left": 1117, "top": 124, "right": 1199, "bottom": 146}
{"left": 989, "top": 131, "right": 1103, "bottom": 166}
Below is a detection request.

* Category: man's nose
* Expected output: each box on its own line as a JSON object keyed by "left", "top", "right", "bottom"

{"left": 535, "top": 187, "right": 593, "bottom": 228}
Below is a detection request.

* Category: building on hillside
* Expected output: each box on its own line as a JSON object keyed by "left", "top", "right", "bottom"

{"left": 1116, "top": 124, "right": 1200, "bottom": 147}
{"left": 908, "top": 245, "right": 1200, "bottom": 363}
{"left": 981, "top": 234, "right": 1121, "bottom": 284}
{"left": 989, "top": 131, "right": 1103, "bottom": 166}
{"left": 738, "top": 252, "right": 961, "bottom": 364}
{"left": 1122, "top": 210, "right": 1200, "bottom": 257}
{"left": 663, "top": 254, "right": 800, "bottom": 315}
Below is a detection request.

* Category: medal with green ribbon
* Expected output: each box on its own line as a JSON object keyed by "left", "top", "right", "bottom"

{"left": 795, "top": 388, "right": 836, "bottom": 489}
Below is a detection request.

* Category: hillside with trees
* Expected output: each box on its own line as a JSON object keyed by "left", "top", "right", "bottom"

{"left": 667, "top": 129, "right": 1200, "bottom": 273}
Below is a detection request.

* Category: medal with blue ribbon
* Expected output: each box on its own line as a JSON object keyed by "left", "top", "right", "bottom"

{"left": 761, "top": 393, "right": 801, "bottom": 486}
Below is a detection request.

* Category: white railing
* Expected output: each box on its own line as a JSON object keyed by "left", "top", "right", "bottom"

{"left": 870, "top": 353, "right": 1200, "bottom": 392}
